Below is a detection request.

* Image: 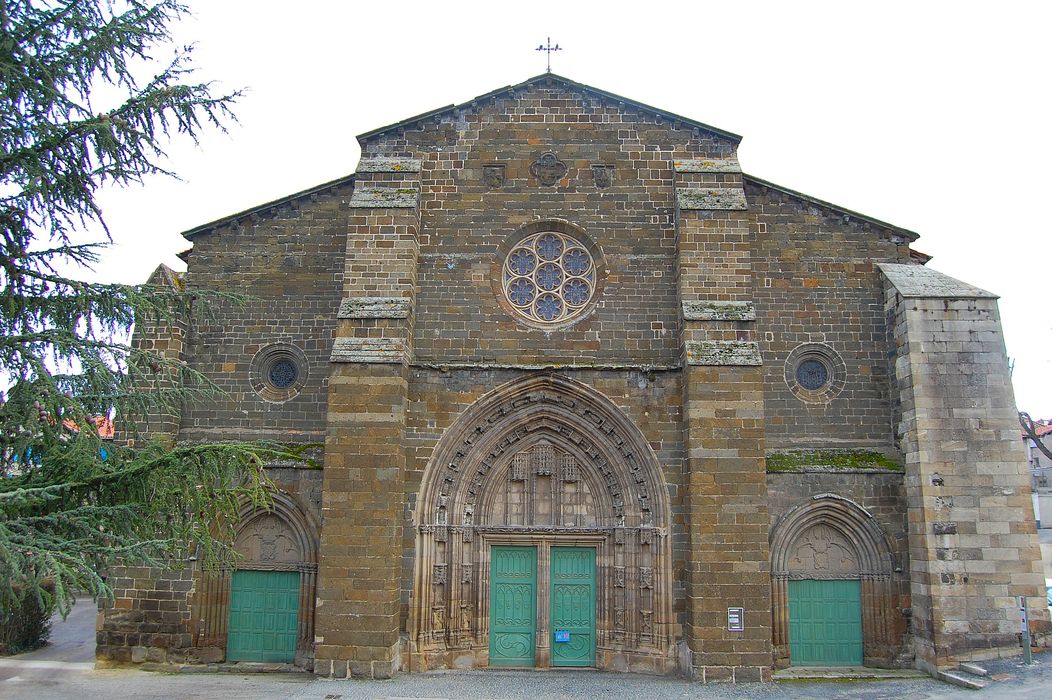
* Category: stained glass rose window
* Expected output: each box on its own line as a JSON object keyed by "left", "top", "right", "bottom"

{"left": 502, "top": 231, "right": 596, "bottom": 325}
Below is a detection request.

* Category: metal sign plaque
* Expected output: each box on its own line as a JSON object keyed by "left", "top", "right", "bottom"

{"left": 554, "top": 630, "right": 570, "bottom": 643}
{"left": 727, "top": 607, "right": 744, "bottom": 632}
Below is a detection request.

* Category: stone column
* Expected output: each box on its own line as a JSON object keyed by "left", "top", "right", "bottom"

{"left": 676, "top": 159, "right": 773, "bottom": 682}
{"left": 880, "top": 263, "right": 1050, "bottom": 673}
{"left": 315, "top": 158, "right": 421, "bottom": 678}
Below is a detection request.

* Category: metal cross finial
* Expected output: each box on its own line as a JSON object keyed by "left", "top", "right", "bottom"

{"left": 536, "top": 37, "right": 562, "bottom": 73}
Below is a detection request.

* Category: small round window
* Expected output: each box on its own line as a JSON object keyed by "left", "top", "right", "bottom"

{"left": 498, "top": 228, "right": 601, "bottom": 327}
{"left": 268, "top": 359, "right": 299, "bottom": 389}
{"left": 795, "top": 358, "right": 829, "bottom": 391}
{"left": 251, "top": 343, "right": 308, "bottom": 402}
{"left": 784, "top": 343, "right": 846, "bottom": 404}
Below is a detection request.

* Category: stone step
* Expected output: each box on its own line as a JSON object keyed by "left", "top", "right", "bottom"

{"left": 939, "top": 669, "right": 988, "bottom": 690}
{"left": 959, "top": 662, "right": 989, "bottom": 678}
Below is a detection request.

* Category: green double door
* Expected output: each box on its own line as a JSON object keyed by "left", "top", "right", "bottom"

{"left": 489, "top": 546, "right": 596, "bottom": 667}
{"left": 227, "top": 570, "right": 300, "bottom": 663}
{"left": 788, "top": 579, "right": 863, "bottom": 666}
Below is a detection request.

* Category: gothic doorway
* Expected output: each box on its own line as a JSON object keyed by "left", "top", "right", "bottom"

{"left": 191, "top": 495, "right": 319, "bottom": 668}
{"left": 769, "top": 495, "right": 897, "bottom": 668}
{"left": 411, "top": 374, "right": 674, "bottom": 673}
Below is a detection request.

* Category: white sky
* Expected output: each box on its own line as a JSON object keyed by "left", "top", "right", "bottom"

{"left": 83, "top": 0, "right": 1052, "bottom": 417}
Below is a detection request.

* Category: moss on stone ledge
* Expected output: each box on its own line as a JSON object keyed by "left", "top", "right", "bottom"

{"left": 766, "top": 450, "right": 902, "bottom": 473}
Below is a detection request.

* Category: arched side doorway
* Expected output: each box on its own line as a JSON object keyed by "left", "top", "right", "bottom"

{"left": 192, "top": 494, "right": 318, "bottom": 668}
{"left": 770, "top": 494, "right": 897, "bottom": 668}
{"left": 411, "top": 374, "right": 674, "bottom": 673}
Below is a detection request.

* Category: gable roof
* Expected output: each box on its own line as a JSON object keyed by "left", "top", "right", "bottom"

{"left": 743, "top": 174, "right": 920, "bottom": 242}
{"left": 357, "top": 72, "right": 743, "bottom": 145}
{"left": 180, "top": 75, "right": 921, "bottom": 244}
{"left": 182, "top": 172, "right": 356, "bottom": 240}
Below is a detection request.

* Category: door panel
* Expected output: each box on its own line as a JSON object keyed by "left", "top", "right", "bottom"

{"left": 227, "top": 569, "right": 300, "bottom": 663}
{"left": 489, "top": 546, "right": 537, "bottom": 666}
{"left": 788, "top": 579, "right": 863, "bottom": 666}
{"left": 550, "top": 546, "right": 596, "bottom": 667}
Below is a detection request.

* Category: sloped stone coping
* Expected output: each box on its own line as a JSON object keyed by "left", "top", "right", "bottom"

{"left": 356, "top": 157, "right": 421, "bottom": 173}
{"left": 349, "top": 187, "right": 418, "bottom": 208}
{"left": 337, "top": 296, "right": 410, "bottom": 319}
{"left": 676, "top": 187, "right": 747, "bottom": 210}
{"left": 878, "top": 263, "right": 996, "bottom": 299}
{"left": 682, "top": 300, "right": 755, "bottom": 321}
{"left": 330, "top": 337, "right": 405, "bottom": 363}
{"left": 673, "top": 158, "right": 741, "bottom": 173}
{"left": 685, "top": 340, "right": 762, "bottom": 366}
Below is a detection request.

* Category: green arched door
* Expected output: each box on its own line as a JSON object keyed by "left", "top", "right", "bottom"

{"left": 227, "top": 570, "right": 300, "bottom": 663}
{"left": 788, "top": 579, "right": 863, "bottom": 666}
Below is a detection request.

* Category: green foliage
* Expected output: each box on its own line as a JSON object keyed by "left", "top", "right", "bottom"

{"left": 0, "top": 581, "right": 52, "bottom": 655}
{"left": 766, "top": 450, "right": 902, "bottom": 473}
{"left": 0, "top": 1, "right": 287, "bottom": 620}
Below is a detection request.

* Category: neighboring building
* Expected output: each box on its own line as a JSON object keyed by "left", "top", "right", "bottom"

{"left": 96, "top": 74, "right": 1049, "bottom": 681}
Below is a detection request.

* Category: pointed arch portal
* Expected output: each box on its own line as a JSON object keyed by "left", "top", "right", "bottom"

{"left": 411, "top": 374, "right": 674, "bottom": 672}
{"left": 769, "top": 494, "right": 898, "bottom": 667}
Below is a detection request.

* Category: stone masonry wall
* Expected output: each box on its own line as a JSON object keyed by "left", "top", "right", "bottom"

{"left": 360, "top": 80, "right": 738, "bottom": 369}
{"left": 179, "top": 182, "right": 350, "bottom": 443}
{"left": 96, "top": 564, "right": 195, "bottom": 666}
{"left": 746, "top": 179, "right": 910, "bottom": 454}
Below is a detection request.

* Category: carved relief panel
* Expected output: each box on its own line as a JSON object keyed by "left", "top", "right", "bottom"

{"left": 787, "top": 524, "right": 858, "bottom": 575}
{"left": 233, "top": 513, "right": 302, "bottom": 565}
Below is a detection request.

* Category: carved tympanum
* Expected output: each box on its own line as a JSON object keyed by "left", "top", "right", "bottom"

{"left": 234, "top": 513, "right": 301, "bottom": 564}
{"left": 788, "top": 523, "right": 858, "bottom": 573}
{"left": 487, "top": 441, "right": 597, "bottom": 527}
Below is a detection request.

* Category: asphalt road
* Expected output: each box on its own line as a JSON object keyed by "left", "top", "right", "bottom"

{"left": 2, "top": 596, "right": 1050, "bottom": 699}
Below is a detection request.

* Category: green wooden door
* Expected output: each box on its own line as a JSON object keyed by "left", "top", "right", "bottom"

{"left": 227, "top": 570, "right": 300, "bottom": 663}
{"left": 550, "top": 547, "right": 596, "bottom": 667}
{"left": 788, "top": 579, "right": 863, "bottom": 666}
{"left": 489, "top": 546, "right": 537, "bottom": 666}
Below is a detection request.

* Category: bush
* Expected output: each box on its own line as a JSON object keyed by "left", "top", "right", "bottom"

{"left": 0, "top": 590, "right": 53, "bottom": 656}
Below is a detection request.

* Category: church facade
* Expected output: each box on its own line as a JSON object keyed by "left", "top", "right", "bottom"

{"left": 96, "top": 74, "right": 1049, "bottom": 681}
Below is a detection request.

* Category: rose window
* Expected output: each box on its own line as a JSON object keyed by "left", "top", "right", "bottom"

{"left": 502, "top": 231, "right": 596, "bottom": 325}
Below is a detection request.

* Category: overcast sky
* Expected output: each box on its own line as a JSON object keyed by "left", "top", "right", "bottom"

{"left": 82, "top": 1, "right": 1052, "bottom": 416}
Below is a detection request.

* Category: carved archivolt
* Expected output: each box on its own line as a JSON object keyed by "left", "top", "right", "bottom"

{"left": 412, "top": 374, "right": 673, "bottom": 669}
{"left": 769, "top": 494, "right": 898, "bottom": 667}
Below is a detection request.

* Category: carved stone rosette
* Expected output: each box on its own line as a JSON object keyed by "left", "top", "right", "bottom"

{"left": 410, "top": 374, "right": 675, "bottom": 672}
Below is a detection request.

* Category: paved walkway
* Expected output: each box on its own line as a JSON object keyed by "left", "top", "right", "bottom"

{"left": 3, "top": 597, "right": 1051, "bottom": 699}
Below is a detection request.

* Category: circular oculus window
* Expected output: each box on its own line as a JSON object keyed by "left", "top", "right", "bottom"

{"left": 501, "top": 231, "right": 597, "bottom": 325}
{"left": 250, "top": 343, "right": 308, "bottom": 402}
{"left": 784, "top": 343, "right": 846, "bottom": 404}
